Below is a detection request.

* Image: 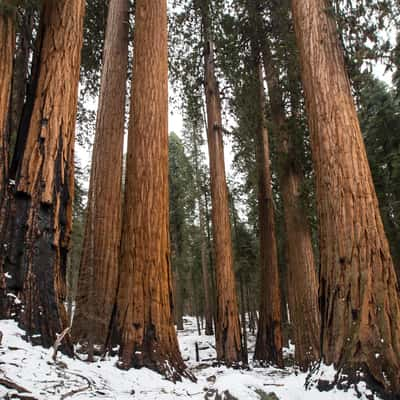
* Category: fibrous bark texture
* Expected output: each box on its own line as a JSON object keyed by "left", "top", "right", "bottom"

{"left": 5, "top": 0, "right": 84, "bottom": 353}
{"left": 72, "top": 0, "right": 129, "bottom": 348}
{"left": 251, "top": 59, "right": 283, "bottom": 368}
{"left": 116, "top": 0, "right": 190, "bottom": 381}
{"left": 0, "top": 3, "right": 15, "bottom": 317}
{"left": 201, "top": 3, "right": 243, "bottom": 363}
{"left": 292, "top": 0, "right": 400, "bottom": 395}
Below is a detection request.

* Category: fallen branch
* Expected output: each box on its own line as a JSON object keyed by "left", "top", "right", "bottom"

{"left": 52, "top": 327, "right": 71, "bottom": 362}
{"left": 0, "top": 376, "right": 38, "bottom": 399}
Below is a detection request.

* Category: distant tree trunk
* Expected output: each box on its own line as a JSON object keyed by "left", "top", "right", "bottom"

{"left": 253, "top": 8, "right": 321, "bottom": 369}
{"left": 173, "top": 265, "right": 184, "bottom": 331}
{"left": 3, "top": 0, "right": 85, "bottom": 353}
{"left": 193, "top": 132, "right": 213, "bottom": 336}
{"left": 200, "top": 1, "right": 243, "bottom": 365}
{"left": 293, "top": 0, "right": 400, "bottom": 394}
{"left": 199, "top": 200, "right": 213, "bottom": 335}
{"left": 116, "top": 0, "right": 190, "bottom": 381}
{"left": 0, "top": 2, "right": 15, "bottom": 317}
{"left": 72, "top": 0, "right": 129, "bottom": 349}
{"left": 251, "top": 58, "right": 283, "bottom": 368}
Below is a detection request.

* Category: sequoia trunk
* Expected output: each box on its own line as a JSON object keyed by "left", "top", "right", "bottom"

{"left": 72, "top": 0, "right": 129, "bottom": 348}
{"left": 251, "top": 58, "right": 283, "bottom": 367}
{"left": 116, "top": 0, "right": 190, "bottom": 381}
{"left": 4, "top": 0, "right": 84, "bottom": 352}
{"left": 0, "top": 2, "right": 15, "bottom": 317}
{"left": 200, "top": 1, "right": 243, "bottom": 365}
{"left": 292, "top": 0, "right": 400, "bottom": 394}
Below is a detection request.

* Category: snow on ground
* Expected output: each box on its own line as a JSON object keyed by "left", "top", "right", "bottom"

{"left": 0, "top": 317, "right": 376, "bottom": 399}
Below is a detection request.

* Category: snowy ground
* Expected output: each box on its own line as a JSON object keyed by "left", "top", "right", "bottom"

{"left": 0, "top": 317, "right": 376, "bottom": 399}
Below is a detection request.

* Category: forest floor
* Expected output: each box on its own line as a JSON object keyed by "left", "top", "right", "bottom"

{"left": 0, "top": 317, "right": 376, "bottom": 399}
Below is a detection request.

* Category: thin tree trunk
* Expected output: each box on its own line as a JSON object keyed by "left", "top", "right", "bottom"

{"left": 3, "top": 0, "right": 85, "bottom": 353}
{"left": 0, "top": 2, "right": 15, "bottom": 318}
{"left": 72, "top": 0, "right": 129, "bottom": 349}
{"left": 252, "top": 58, "right": 283, "bottom": 368}
{"left": 116, "top": 0, "right": 191, "bottom": 381}
{"left": 293, "top": 0, "right": 400, "bottom": 394}
{"left": 200, "top": 2, "right": 243, "bottom": 365}
{"left": 193, "top": 131, "right": 213, "bottom": 336}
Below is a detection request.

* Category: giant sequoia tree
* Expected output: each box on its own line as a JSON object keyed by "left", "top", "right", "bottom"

{"left": 72, "top": 0, "right": 129, "bottom": 350}
{"left": 3, "top": 0, "right": 85, "bottom": 352}
{"left": 116, "top": 0, "right": 190, "bottom": 381}
{"left": 199, "top": 0, "right": 243, "bottom": 365}
{"left": 292, "top": 0, "right": 400, "bottom": 395}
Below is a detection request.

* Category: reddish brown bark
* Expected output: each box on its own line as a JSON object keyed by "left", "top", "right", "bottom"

{"left": 72, "top": 0, "right": 129, "bottom": 348}
{"left": 5, "top": 0, "right": 85, "bottom": 352}
{"left": 251, "top": 3, "right": 321, "bottom": 368}
{"left": 0, "top": 3, "right": 15, "bottom": 317}
{"left": 293, "top": 0, "right": 400, "bottom": 395}
{"left": 251, "top": 59, "right": 283, "bottom": 368}
{"left": 200, "top": 1, "right": 243, "bottom": 365}
{"left": 116, "top": 0, "right": 191, "bottom": 381}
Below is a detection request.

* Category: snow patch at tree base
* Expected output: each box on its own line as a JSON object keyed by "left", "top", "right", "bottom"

{"left": 0, "top": 317, "right": 382, "bottom": 399}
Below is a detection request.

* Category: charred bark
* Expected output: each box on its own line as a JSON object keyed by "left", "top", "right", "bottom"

{"left": 3, "top": 0, "right": 85, "bottom": 353}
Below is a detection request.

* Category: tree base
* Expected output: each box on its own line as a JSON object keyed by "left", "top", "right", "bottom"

{"left": 306, "top": 362, "right": 400, "bottom": 400}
